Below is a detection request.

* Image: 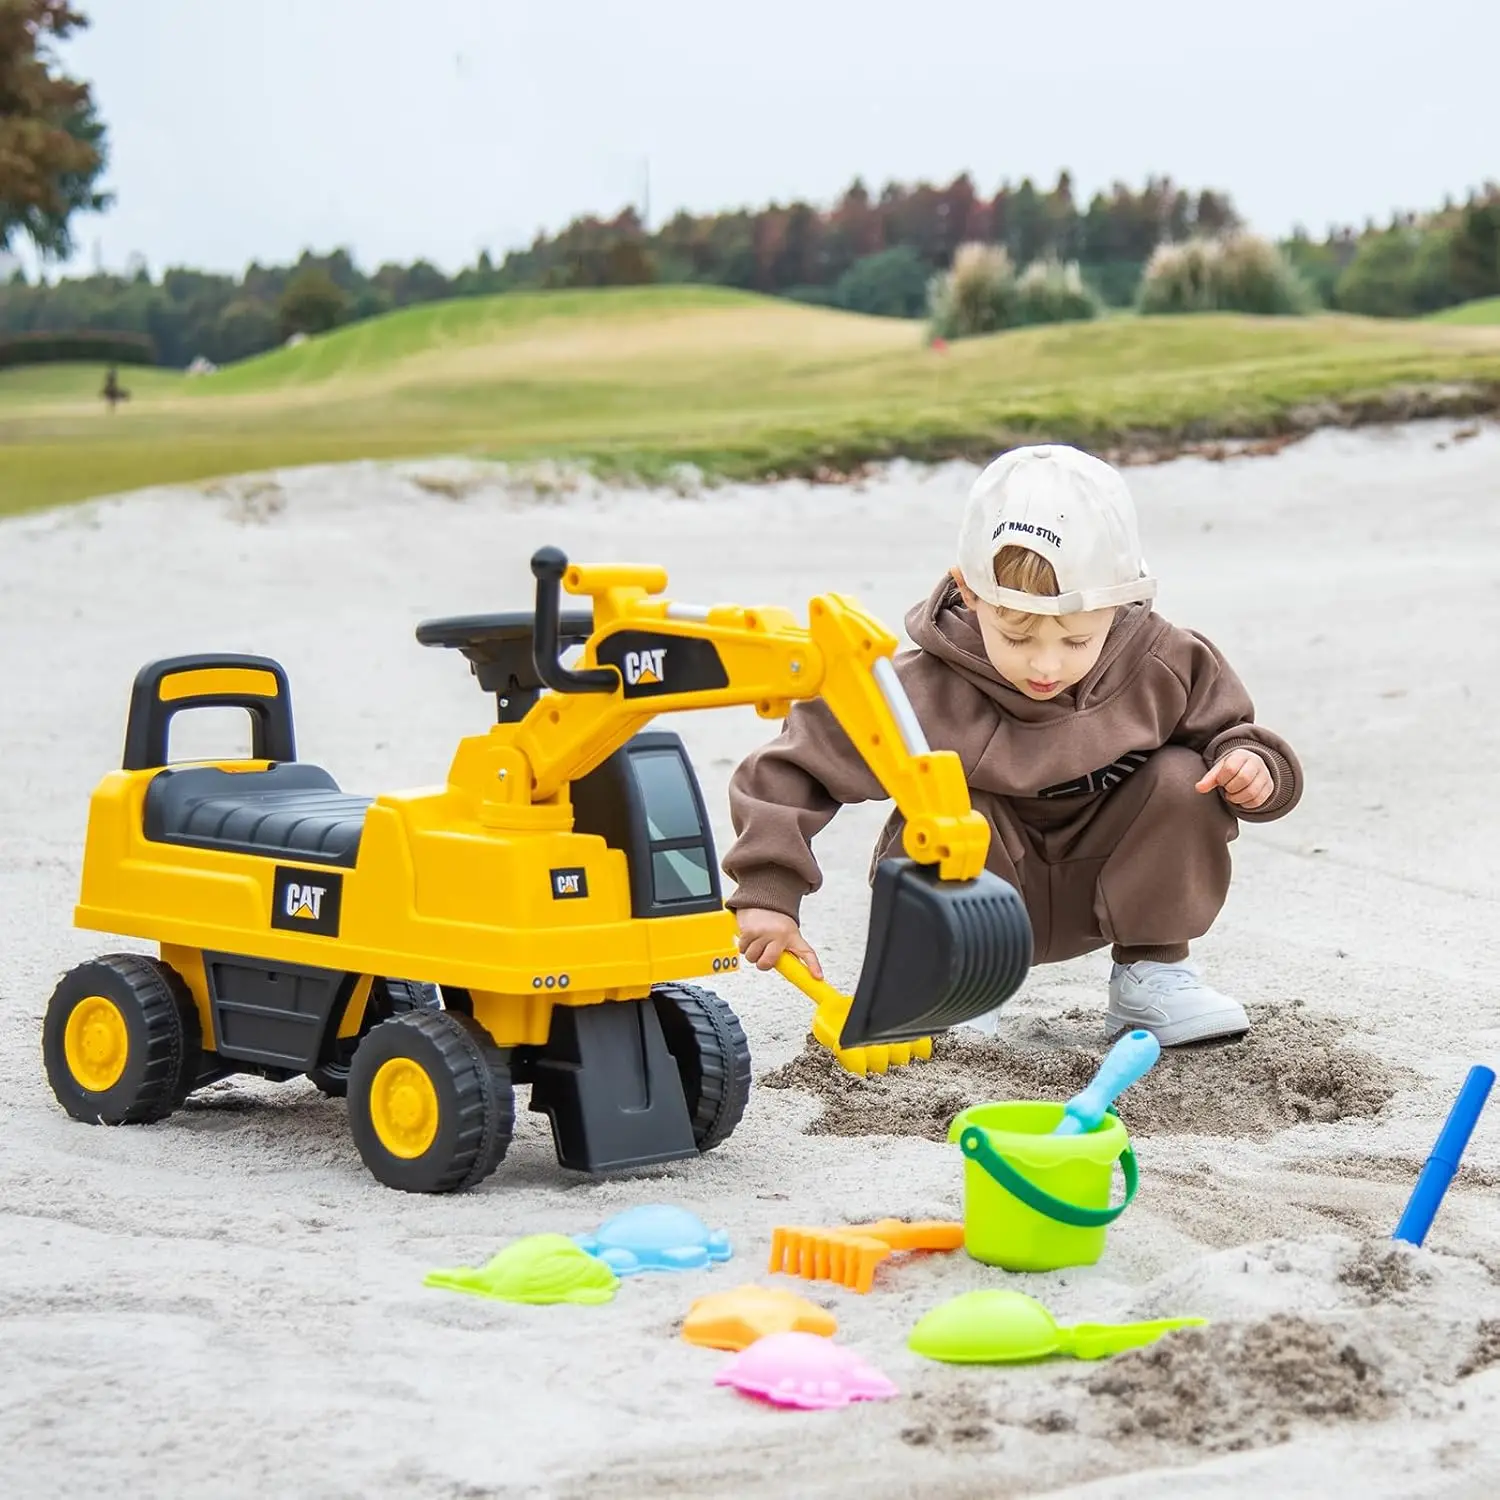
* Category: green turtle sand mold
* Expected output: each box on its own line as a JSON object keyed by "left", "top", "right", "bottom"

{"left": 426, "top": 1233, "right": 621, "bottom": 1306}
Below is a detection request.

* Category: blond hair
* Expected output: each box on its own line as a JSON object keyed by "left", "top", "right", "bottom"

{"left": 992, "top": 544, "right": 1058, "bottom": 626}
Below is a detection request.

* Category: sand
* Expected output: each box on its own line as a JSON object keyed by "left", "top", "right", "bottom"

{"left": 4, "top": 419, "right": 1500, "bottom": 1498}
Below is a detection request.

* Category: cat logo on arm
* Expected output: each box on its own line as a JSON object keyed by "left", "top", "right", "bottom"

{"left": 595, "top": 631, "right": 729, "bottom": 699}
{"left": 623, "top": 648, "right": 667, "bottom": 686}
{"left": 270, "top": 865, "right": 344, "bottom": 936}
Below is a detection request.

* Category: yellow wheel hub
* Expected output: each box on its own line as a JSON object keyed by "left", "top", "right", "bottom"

{"left": 64, "top": 995, "right": 130, "bottom": 1093}
{"left": 369, "top": 1058, "right": 440, "bottom": 1158}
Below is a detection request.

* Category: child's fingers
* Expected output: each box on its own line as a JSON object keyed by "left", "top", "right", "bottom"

{"left": 1227, "top": 769, "right": 1273, "bottom": 807}
{"left": 741, "top": 933, "right": 775, "bottom": 968}
{"left": 1195, "top": 758, "right": 1230, "bottom": 793}
{"left": 789, "top": 939, "right": 824, "bottom": 981}
{"left": 1199, "top": 752, "right": 1268, "bottom": 799}
{"left": 1223, "top": 762, "right": 1258, "bottom": 797}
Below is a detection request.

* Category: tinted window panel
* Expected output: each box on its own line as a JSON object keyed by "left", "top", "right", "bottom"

{"left": 652, "top": 846, "right": 712, "bottom": 902}
{"left": 630, "top": 749, "right": 703, "bottom": 841}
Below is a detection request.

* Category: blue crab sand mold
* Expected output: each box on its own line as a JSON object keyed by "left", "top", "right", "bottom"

{"left": 573, "top": 1204, "right": 733, "bottom": 1275}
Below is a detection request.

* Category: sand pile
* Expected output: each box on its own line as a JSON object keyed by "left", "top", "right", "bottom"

{"left": 759, "top": 999, "right": 1406, "bottom": 1141}
{"left": 1083, "top": 1314, "right": 1394, "bottom": 1452}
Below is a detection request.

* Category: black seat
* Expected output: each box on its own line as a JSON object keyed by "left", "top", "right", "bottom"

{"left": 143, "top": 763, "right": 372, "bottom": 868}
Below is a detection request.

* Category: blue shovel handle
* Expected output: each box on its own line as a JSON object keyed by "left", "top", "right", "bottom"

{"left": 1392, "top": 1064, "right": 1495, "bottom": 1247}
{"left": 1054, "top": 1029, "right": 1162, "bottom": 1136}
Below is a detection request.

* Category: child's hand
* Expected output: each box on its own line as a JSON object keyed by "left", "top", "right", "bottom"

{"left": 1196, "top": 748, "right": 1273, "bottom": 809}
{"left": 736, "top": 909, "right": 823, "bottom": 980}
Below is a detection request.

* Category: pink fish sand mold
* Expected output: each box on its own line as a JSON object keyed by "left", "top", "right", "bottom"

{"left": 714, "top": 1331, "right": 899, "bottom": 1411}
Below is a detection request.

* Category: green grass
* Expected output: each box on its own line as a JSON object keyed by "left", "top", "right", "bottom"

{"left": 1427, "top": 296, "right": 1500, "bottom": 325}
{"left": 3, "top": 284, "right": 1499, "bottom": 517}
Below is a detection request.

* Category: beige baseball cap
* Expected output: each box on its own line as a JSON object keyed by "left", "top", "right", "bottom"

{"left": 956, "top": 443, "right": 1157, "bottom": 615}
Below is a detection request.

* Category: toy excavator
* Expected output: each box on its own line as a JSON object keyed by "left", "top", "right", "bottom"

{"left": 41, "top": 547, "right": 1033, "bottom": 1194}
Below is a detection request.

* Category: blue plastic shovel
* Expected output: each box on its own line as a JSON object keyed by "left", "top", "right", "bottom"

{"left": 1391, "top": 1064, "right": 1495, "bottom": 1248}
{"left": 1053, "top": 1028, "right": 1162, "bottom": 1136}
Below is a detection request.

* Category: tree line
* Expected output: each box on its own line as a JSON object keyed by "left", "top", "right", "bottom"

{"left": 5, "top": 172, "right": 1496, "bottom": 371}
{"left": 0, "top": 172, "right": 1244, "bottom": 368}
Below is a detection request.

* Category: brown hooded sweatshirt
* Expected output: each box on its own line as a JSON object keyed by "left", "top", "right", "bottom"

{"left": 721, "top": 573, "right": 1303, "bottom": 962}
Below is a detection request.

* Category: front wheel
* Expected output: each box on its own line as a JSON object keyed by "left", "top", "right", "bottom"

{"left": 346, "top": 1010, "right": 514, "bottom": 1193}
{"left": 651, "top": 983, "right": 752, "bottom": 1153}
{"left": 42, "top": 953, "right": 203, "bottom": 1125}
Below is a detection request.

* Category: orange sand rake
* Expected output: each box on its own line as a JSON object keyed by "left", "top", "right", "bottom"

{"left": 768, "top": 1218, "right": 965, "bottom": 1294}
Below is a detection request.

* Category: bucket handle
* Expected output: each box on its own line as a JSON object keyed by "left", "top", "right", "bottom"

{"left": 957, "top": 1111, "right": 1139, "bottom": 1230}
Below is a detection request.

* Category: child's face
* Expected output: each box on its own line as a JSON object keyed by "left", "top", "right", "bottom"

{"left": 952, "top": 570, "right": 1115, "bottom": 700}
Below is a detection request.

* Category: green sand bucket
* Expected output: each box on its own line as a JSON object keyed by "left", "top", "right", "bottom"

{"left": 947, "top": 1101, "right": 1139, "bottom": 1272}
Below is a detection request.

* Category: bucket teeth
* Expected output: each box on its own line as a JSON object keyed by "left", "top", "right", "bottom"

{"left": 830, "top": 1036, "right": 934, "bottom": 1077}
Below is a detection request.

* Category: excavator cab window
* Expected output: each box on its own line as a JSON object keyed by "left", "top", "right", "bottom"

{"left": 630, "top": 748, "right": 715, "bottom": 902}
{"left": 570, "top": 731, "right": 723, "bottom": 918}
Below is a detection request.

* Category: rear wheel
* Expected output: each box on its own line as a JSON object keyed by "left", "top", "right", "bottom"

{"left": 43, "top": 953, "right": 203, "bottom": 1125}
{"left": 346, "top": 1010, "right": 514, "bottom": 1193}
{"left": 651, "top": 983, "right": 752, "bottom": 1153}
{"left": 311, "top": 978, "right": 442, "bottom": 1098}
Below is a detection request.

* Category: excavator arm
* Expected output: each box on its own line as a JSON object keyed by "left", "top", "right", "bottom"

{"left": 509, "top": 548, "right": 991, "bottom": 880}
{"left": 430, "top": 547, "right": 1032, "bottom": 1066}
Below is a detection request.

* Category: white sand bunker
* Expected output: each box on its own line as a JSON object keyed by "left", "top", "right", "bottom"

{"left": 6, "top": 422, "right": 1500, "bottom": 1498}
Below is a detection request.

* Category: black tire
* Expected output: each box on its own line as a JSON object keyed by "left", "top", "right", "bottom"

{"left": 43, "top": 953, "right": 203, "bottom": 1126}
{"left": 651, "top": 982, "right": 751, "bottom": 1154}
{"left": 346, "top": 1009, "right": 514, "bottom": 1193}
{"left": 447, "top": 1012, "right": 516, "bottom": 1191}
{"left": 310, "top": 978, "right": 442, "bottom": 1098}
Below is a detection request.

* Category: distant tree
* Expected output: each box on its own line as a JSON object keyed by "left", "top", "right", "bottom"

{"left": 211, "top": 298, "right": 279, "bottom": 363}
{"left": 601, "top": 238, "right": 654, "bottom": 285}
{"left": 0, "top": 1, "right": 112, "bottom": 260}
{"left": 833, "top": 245, "right": 930, "bottom": 318}
{"left": 936, "top": 173, "right": 983, "bottom": 266}
{"left": 1333, "top": 230, "right": 1423, "bottom": 317}
{"left": 824, "top": 178, "right": 883, "bottom": 277}
{"left": 1007, "top": 178, "right": 1045, "bottom": 266}
{"left": 772, "top": 201, "right": 822, "bottom": 288}
{"left": 1044, "top": 171, "right": 1080, "bottom": 261}
{"left": 1279, "top": 230, "right": 1342, "bottom": 306}
{"left": 1449, "top": 199, "right": 1500, "bottom": 304}
{"left": 277, "top": 265, "right": 348, "bottom": 338}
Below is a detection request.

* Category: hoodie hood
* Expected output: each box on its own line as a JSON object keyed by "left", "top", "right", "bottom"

{"left": 902, "top": 573, "right": 1164, "bottom": 721}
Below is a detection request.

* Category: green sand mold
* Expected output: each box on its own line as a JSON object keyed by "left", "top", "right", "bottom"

{"left": 425, "top": 1233, "right": 621, "bottom": 1306}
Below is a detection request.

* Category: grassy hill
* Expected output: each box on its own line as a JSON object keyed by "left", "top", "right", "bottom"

{"left": 3, "top": 285, "right": 1499, "bottom": 517}
{"left": 1427, "top": 296, "right": 1500, "bottom": 326}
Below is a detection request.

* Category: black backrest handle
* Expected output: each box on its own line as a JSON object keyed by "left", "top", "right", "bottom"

{"left": 123, "top": 653, "right": 296, "bottom": 771}
{"left": 530, "top": 546, "right": 618, "bottom": 695}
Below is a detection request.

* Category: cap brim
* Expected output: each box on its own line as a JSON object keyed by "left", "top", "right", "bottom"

{"left": 973, "top": 577, "right": 1158, "bottom": 615}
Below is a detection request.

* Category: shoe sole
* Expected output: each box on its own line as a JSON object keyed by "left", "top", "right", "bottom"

{"left": 1104, "top": 1006, "right": 1251, "bottom": 1048}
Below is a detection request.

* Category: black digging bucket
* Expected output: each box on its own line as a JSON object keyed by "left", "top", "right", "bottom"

{"left": 836, "top": 859, "right": 1034, "bottom": 1048}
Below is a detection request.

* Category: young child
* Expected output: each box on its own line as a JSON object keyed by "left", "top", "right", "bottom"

{"left": 721, "top": 442, "right": 1303, "bottom": 1047}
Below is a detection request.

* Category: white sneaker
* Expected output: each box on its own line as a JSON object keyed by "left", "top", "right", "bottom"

{"left": 1106, "top": 959, "right": 1250, "bottom": 1047}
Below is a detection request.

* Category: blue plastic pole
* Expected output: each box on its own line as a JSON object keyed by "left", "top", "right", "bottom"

{"left": 1391, "top": 1064, "right": 1496, "bottom": 1247}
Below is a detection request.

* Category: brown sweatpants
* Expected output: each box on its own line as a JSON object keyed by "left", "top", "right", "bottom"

{"left": 870, "top": 747, "right": 1238, "bottom": 966}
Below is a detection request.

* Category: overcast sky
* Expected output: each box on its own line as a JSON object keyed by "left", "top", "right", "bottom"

{"left": 22, "top": 0, "right": 1499, "bottom": 280}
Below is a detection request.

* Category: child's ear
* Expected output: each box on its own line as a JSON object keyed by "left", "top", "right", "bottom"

{"left": 949, "top": 566, "right": 979, "bottom": 609}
